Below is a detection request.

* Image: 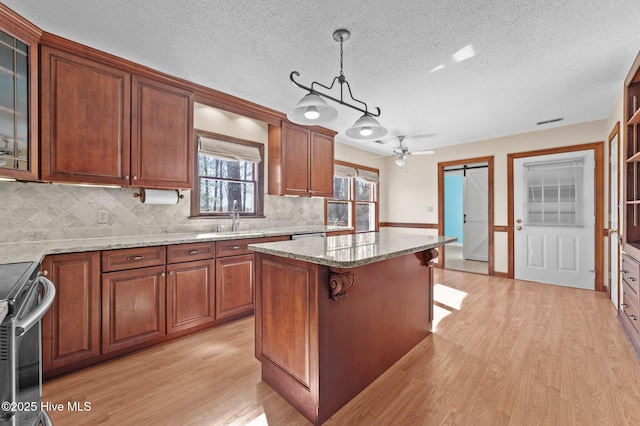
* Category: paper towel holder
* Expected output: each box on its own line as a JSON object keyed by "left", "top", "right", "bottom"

{"left": 133, "top": 188, "right": 184, "bottom": 204}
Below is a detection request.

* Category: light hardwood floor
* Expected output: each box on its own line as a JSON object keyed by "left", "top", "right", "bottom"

{"left": 43, "top": 269, "right": 640, "bottom": 425}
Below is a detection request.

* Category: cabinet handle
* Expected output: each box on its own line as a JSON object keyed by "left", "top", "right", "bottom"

{"left": 630, "top": 315, "right": 638, "bottom": 321}
{"left": 230, "top": 245, "right": 241, "bottom": 250}
{"left": 621, "top": 269, "right": 628, "bottom": 274}
{"left": 629, "top": 277, "right": 636, "bottom": 282}
{"left": 622, "top": 303, "right": 628, "bottom": 308}
{"left": 187, "top": 249, "right": 199, "bottom": 255}
{"left": 127, "top": 255, "right": 145, "bottom": 261}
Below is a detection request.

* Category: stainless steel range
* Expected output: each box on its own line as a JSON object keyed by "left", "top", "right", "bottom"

{"left": 0, "top": 262, "right": 55, "bottom": 426}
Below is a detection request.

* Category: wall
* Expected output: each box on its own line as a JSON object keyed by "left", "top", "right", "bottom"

{"left": 379, "top": 119, "right": 609, "bottom": 273}
{"left": 0, "top": 104, "right": 324, "bottom": 244}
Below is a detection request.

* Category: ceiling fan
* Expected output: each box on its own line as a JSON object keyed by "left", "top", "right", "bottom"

{"left": 379, "top": 136, "right": 435, "bottom": 166}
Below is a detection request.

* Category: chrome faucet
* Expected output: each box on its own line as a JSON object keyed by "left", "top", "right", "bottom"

{"left": 231, "top": 200, "right": 240, "bottom": 231}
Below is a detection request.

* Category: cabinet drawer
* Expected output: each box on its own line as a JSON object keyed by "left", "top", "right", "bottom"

{"left": 101, "top": 246, "right": 166, "bottom": 272}
{"left": 216, "top": 236, "right": 290, "bottom": 258}
{"left": 167, "top": 242, "right": 215, "bottom": 264}
{"left": 621, "top": 254, "right": 639, "bottom": 295}
{"left": 622, "top": 283, "right": 640, "bottom": 334}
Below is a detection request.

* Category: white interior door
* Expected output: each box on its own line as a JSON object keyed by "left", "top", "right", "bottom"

{"left": 514, "top": 150, "right": 595, "bottom": 289}
{"left": 463, "top": 168, "right": 489, "bottom": 261}
{"left": 609, "top": 133, "right": 620, "bottom": 307}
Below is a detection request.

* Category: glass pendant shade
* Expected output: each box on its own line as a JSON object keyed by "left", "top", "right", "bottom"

{"left": 287, "top": 92, "right": 338, "bottom": 125}
{"left": 345, "top": 113, "right": 388, "bottom": 139}
{"left": 395, "top": 154, "right": 407, "bottom": 166}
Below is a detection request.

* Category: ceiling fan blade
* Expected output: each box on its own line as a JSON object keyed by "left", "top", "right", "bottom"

{"left": 410, "top": 150, "right": 435, "bottom": 155}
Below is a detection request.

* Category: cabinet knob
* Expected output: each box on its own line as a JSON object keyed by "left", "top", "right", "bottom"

{"left": 124, "top": 175, "right": 129, "bottom": 180}
{"left": 133, "top": 176, "right": 138, "bottom": 180}
{"left": 160, "top": 272, "right": 166, "bottom": 277}
{"left": 41, "top": 270, "right": 48, "bottom": 277}
{"left": 168, "top": 271, "right": 174, "bottom": 276}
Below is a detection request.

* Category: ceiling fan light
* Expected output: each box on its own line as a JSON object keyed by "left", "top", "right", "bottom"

{"left": 345, "top": 114, "right": 387, "bottom": 140}
{"left": 395, "top": 154, "right": 407, "bottom": 166}
{"left": 288, "top": 92, "right": 338, "bottom": 125}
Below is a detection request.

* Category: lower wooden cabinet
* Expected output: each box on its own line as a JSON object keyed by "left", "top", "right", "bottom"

{"left": 621, "top": 253, "right": 640, "bottom": 354}
{"left": 41, "top": 252, "right": 101, "bottom": 376}
{"left": 101, "top": 265, "right": 166, "bottom": 354}
{"left": 216, "top": 254, "right": 255, "bottom": 320}
{"left": 42, "top": 235, "right": 291, "bottom": 377}
{"left": 167, "top": 259, "right": 215, "bottom": 333}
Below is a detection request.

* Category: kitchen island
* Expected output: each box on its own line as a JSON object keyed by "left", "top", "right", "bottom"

{"left": 249, "top": 232, "right": 456, "bottom": 425}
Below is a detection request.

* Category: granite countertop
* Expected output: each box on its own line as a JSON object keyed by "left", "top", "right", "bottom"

{"left": 0, "top": 225, "right": 350, "bottom": 265}
{"left": 0, "top": 300, "right": 7, "bottom": 324}
{"left": 249, "top": 231, "right": 457, "bottom": 268}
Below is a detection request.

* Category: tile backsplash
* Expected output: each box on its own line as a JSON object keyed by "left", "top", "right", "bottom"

{"left": 0, "top": 181, "right": 324, "bottom": 243}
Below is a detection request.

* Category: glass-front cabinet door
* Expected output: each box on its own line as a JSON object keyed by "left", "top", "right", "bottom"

{"left": 0, "top": 7, "right": 40, "bottom": 180}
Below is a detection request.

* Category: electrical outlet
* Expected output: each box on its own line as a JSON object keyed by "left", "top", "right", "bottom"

{"left": 97, "top": 209, "right": 109, "bottom": 224}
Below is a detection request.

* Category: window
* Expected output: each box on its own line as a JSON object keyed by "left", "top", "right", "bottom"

{"left": 523, "top": 158, "right": 584, "bottom": 226}
{"left": 191, "top": 130, "right": 264, "bottom": 218}
{"left": 326, "top": 161, "right": 379, "bottom": 233}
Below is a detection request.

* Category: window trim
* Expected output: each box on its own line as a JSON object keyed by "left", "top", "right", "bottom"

{"left": 325, "top": 160, "right": 380, "bottom": 233}
{"left": 191, "top": 129, "right": 264, "bottom": 218}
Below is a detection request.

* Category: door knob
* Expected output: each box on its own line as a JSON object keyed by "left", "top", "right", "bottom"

{"left": 516, "top": 226, "right": 522, "bottom": 231}
{"left": 516, "top": 219, "right": 522, "bottom": 223}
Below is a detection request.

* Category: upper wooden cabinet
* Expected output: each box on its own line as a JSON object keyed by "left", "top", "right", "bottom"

{"left": 40, "top": 46, "right": 131, "bottom": 185}
{"left": 268, "top": 121, "right": 335, "bottom": 197}
{"left": 131, "top": 75, "right": 193, "bottom": 189}
{"left": 0, "top": 5, "right": 41, "bottom": 181}
{"left": 39, "top": 37, "right": 194, "bottom": 189}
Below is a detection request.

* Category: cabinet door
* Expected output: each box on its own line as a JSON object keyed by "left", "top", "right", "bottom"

{"left": 131, "top": 75, "right": 193, "bottom": 189}
{"left": 309, "top": 131, "right": 334, "bottom": 197}
{"left": 0, "top": 7, "right": 40, "bottom": 181}
{"left": 166, "top": 259, "right": 215, "bottom": 334}
{"left": 40, "top": 46, "right": 131, "bottom": 185}
{"left": 216, "top": 254, "right": 255, "bottom": 320}
{"left": 41, "top": 252, "right": 101, "bottom": 375}
{"left": 282, "top": 122, "right": 311, "bottom": 196}
{"left": 102, "top": 266, "right": 166, "bottom": 353}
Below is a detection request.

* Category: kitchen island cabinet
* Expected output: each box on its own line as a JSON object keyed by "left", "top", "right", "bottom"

{"left": 250, "top": 232, "right": 456, "bottom": 425}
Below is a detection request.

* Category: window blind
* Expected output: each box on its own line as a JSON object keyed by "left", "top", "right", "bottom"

{"left": 198, "top": 136, "right": 262, "bottom": 163}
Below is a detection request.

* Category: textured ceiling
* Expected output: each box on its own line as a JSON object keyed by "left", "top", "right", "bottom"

{"left": 5, "top": 0, "right": 640, "bottom": 155}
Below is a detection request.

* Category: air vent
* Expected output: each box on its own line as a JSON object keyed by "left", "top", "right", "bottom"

{"left": 536, "top": 117, "right": 564, "bottom": 125}
{"left": 0, "top": 325, "right": 8, "bottom": 361}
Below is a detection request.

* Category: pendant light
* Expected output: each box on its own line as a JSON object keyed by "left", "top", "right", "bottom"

{"left": 288, "top": 29, "right": 387, "bottom": 140}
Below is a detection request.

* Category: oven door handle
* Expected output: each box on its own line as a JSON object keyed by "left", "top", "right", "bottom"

{"left": 15, "top": 276, "right": 56, "bottom": 337}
